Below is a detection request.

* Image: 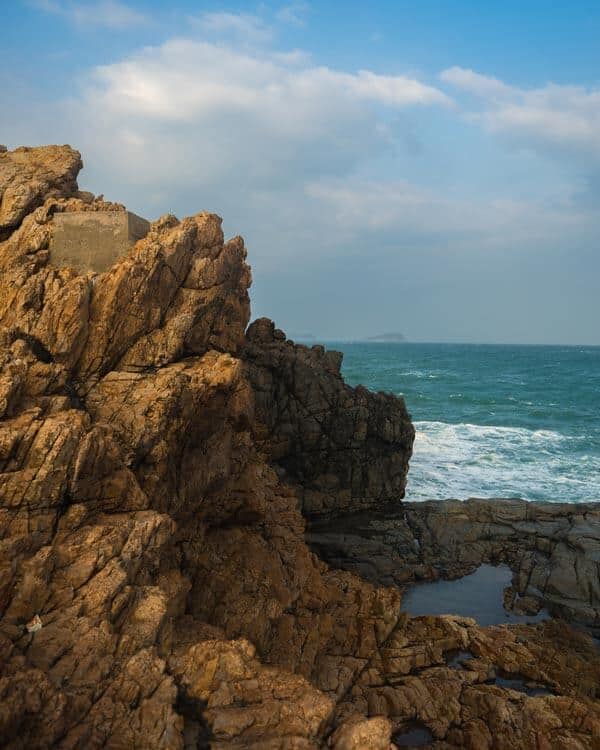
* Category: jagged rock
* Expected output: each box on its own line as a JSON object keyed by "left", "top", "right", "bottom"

{"left": 1, "top": 145, "right": 599, "bottom": 750}
{"left": 329, "top": 715, "right": 392, "bottom": 749}
{"left": 0, "top": 145, "right": 407, "bottom": 749}
{"left": 331, "top": 615, "right": 600, "bottom": 748}
{"left": 169, "top": 637, "right": 334, "bottom": 747}
{"left": 244, "top": 318, "right": 414, "bottom": 517}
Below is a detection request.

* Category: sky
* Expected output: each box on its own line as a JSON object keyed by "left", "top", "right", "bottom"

{"left": 2, "top": 1, "right": 600, "bottom": 343}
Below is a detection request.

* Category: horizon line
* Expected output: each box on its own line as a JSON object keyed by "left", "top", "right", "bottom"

{"left": 290, "top": 338, "right": 600, "bottom": 348}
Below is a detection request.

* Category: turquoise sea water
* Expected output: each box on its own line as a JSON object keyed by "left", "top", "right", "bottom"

{"left": 333, "top": 343, "right": 600, "bottom": 503}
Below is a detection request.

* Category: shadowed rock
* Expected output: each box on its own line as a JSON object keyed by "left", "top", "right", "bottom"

{"left": 244, "top": 317, "right": 415, "bottom": 518}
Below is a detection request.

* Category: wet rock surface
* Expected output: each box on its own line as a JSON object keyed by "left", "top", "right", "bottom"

{"left": 308, "top": 498, "right": 600, "bottom": 631}
{"left": 393, "top": 721, "right": 434, "bottom": 747}
{"left": 400, "top": 564, "right": 550, "bottom": 626}
{"left": 0, "top": 146, "right": 599, "bottom": 749}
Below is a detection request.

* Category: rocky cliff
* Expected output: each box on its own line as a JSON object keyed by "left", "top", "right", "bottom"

{"left": 0, "top": 146, "right": 599, "bottom": 749}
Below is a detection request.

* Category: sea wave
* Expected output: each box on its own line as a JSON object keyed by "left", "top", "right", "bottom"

{"left": 406, "top": 420, "right": 600, "bottom": 503}
{"left": 399, "top": 369, "right": 442, "bottom": 379}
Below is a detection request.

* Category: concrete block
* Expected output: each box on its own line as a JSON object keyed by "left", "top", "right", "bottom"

{"left": 49, "top": 210, "right": 150, "bottom": 273}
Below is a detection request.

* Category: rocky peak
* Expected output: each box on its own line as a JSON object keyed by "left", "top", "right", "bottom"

{"left": 0, "top": 145, "right": 82, "bottom": 240}
{"left": 0, "top": 144, "right": 413, "bottom": 749}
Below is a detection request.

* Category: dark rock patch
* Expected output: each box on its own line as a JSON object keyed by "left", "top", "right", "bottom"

{"left": 393, "top": 721, "right": 434, "bottom": 747}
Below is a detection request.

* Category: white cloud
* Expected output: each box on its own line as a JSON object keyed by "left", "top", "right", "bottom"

{"left": 306, "top": 178, "right": 589, "bottom": 246}
{"left": 341, "top": 69, "right": 451, "bottom": 107}
{"left": 440, "top": 66, "right": 513, "bottom": 98}
{"left": 191, "top": 11, "right": 274, "bottom": 45}
{"left": 276, "top": 2, "right": 310, "bottom": 27}
{"left": 32, "top": 0, "right": 148, "bottom": 29}
{"left": 89, "top": 40, "right": 450, "bottom": 120}
{"left": 7, "top": 14, "right": 599, "bottom": 342}
{"left": 71, "top": 36, "right": 450, "bottom": 194}
{"left": 53, "top": 31, "right": 597, "bottom": 274}
{"left": 441, "top": 66, "right": 600, "bottom": 163}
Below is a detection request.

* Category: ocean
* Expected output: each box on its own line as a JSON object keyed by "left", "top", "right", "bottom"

{"left": 332, "top": 342, "right": 600, "bottom": 503}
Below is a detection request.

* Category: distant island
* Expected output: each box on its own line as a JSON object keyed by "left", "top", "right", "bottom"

{"left": 290, "top": 332, "right": 316, "bottom": 341}
{"left": 365, "top": 333, "right": 406, "bottom": 343}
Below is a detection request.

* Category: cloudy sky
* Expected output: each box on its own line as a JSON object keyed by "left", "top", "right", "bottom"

{"left": 2, "top": 1, "right": 599, "bottom": 343}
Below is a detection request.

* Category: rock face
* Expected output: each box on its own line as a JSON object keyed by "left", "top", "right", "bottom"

{"left": 0, "top": 145, "right": 599, "bottom": 750}
{"left": 0, "top": 146, "right": 81, "bottom": 240}
{"left": 0, "top": 145, "right": 407, "bottom": 749}
{"left": 244, "top": 318, "right": 414, "bottom": 518}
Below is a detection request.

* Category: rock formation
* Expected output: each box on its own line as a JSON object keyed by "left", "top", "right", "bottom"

{"left": 244, "top": 318, "right": 414, "bottom": 518}
{"left": 0, "top": 145, "right": 599, "bottom": 749}
{"left": 0, "top": 145, "right": 81, "bottom": 241}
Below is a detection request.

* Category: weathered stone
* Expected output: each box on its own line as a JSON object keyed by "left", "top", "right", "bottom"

{"left": 0, "top": 144, "right": 410, "bottom": 749}
{"left": 0, "top": 145, "right": 81, "bottom": 240}
{"left": 244, "top": 317, "right": 415, "bottom": 518}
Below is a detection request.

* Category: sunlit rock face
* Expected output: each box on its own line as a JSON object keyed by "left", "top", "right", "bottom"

{"left": 0, "top": 145, "right": 81, "bottom": 240}
{"left": 0, "top": 145, "right": 599, "bottom": 750}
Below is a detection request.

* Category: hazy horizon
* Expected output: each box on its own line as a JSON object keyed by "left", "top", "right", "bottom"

{"left": 3, "top": 1, "right": 599, "bottom": 345}
{"left": 291, "top": 336, "right": 600, "bottom": 347}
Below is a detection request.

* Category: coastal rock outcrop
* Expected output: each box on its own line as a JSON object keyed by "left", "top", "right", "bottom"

{"left": 1, "top": 145, "right": 599, "bottom": 749}
{"left": 244, "top": 318, "right": 414, "bottom": 517}
{"left": 0, "top": 145, "right": 407, "bottom": 749}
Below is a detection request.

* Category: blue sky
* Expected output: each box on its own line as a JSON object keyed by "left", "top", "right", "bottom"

{"left": 2, "top": 1, "right": 600, "bottom": 343}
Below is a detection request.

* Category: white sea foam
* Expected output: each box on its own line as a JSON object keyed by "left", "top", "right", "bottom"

{"left": 406, "top": 421, "right": 600, "bottom": 503}
{"left": 398, "top": 369, "right": 444, "bottom": 379}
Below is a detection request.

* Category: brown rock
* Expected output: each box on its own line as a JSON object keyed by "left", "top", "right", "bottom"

{"left": 244, "top": 318, "right": 414, "bottom": 518}
{"left": 0, "top": 144, "right": 409, "bottom": 749}
{"left": 329, "top": 715, "right": 392, "bottom": 749}
{"left": 0, "top": 145, "right": 81, "bottom": 240}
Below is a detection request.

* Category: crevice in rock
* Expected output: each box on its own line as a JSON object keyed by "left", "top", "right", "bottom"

{"left": 444, "top": 649, "right": 475, "bottom": 669}
{"left": 490, "top": 672, "right": 554, "bottom": 697}
{"left": 175, "top": 687, "right": 213, "bottom": 750}
{"left": 13, "top": 329, "right": 55, "bottom": 363}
